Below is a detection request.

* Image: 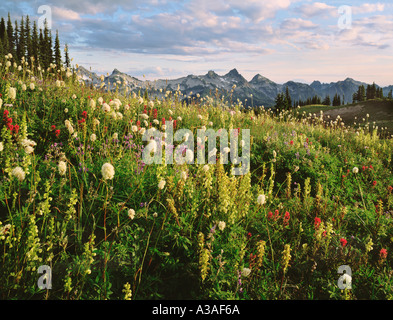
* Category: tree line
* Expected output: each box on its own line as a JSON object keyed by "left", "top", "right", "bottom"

{"left": 275, "top": 82, "right": 393, "bottom": 110}
{"left": 352, "top": 83, "right": 389, "bottom": 103}
{"left": 0, "top": 13, "right": 70, "bottom": 70}
{"left": 274, "top": 86, "right": 343, "bottom": 110}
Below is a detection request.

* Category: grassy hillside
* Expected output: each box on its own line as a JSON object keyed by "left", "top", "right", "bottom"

{"left": 298, "top": 100, "right": 393, "bottom": 136}
{"left": 1, "top": 60, "right": 393, "bottom": 300}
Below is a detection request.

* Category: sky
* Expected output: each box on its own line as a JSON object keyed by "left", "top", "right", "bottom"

{"left": 2, "top": 0, "right": 393, "bottom": 86}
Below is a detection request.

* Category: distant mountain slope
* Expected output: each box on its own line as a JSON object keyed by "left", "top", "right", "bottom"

{"left": 77, "top": 66, "right": 393, "bottom": 108}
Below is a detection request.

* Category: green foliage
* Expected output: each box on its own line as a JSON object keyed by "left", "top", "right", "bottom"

{"left": 0, "top": 47, "right": 393, "bottom": 301}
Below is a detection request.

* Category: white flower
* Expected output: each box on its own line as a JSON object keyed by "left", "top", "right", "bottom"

{"left": 55, "top": 80, "right": 61, "bottom": 87}
{"left": 198, "top": 114, "right": 203, "bottom": 120}
{"left": 273, "top": 150, "right": 277, "bottom": 158}
{"left": 90, "top": 133, "right": 97, "bottom": 142}
{"left": 89, "top": 99, "right": 96, "bottom": 109}
{"left": 158, "top": 180, "right": 166, "bottom": 190}
{"left": 140, "top": 113, "right": 149, "bottom": 120}
{"left": 128, "top": 209, "right": 135, "bottom": 220}
{"left": 185, "top": 149, "right": 194, "bottom": 163}
{"left": 21, "top": 139, "right": 36, "bottom": 148}
{"left": 145, "top": 140, "right": 157, "bottom": 154}
{"left": 352, "top": 167, "right": 359, "bottom": 174}
{"left": 112, "top": 133, "right": 118, "bottom": 140}
{"left": 218, "top": 221, "right": 226, "bottom": 231}
{"left": 257, "top": 194, "right": 266, "bottom": 205}
{"left": 8, "top": 87, "right": 16, "bottom": 100}
{"left": 102, "top": 103, "right": 110, "bottom": 113}
{"left": 131, "top": 125, "right": 138, "bottom": 132}
{"left": 181, "top": 171, "right": 188, "bottom": 181}
{"left": 12, "top": 166, "right": 25, "bottom": 182}
{"left": 0, "top": 98, "right": 2, "bottom": 109}
{"left": 0, "top": 142, "right": 3, "bottom": 152}
{"left": 177, "top": 116, "right": 182, "bottom": 121}
{"left": 58, "top": 161, "right": 67, "bottom": 176}
{"left": 153, "top": 212, "right": 158, "bottom": 218}
{"left": 241, "top": 267, "right": 251, "bottom": 277}
{"left": 101, "top": 163, "right": 115, "bottom": 180}
{"left": 202, "top": 164, "right": 210, "bottom": 172}
{"left": 24, "top": 146, "right": 34, "bottom": 154}
{"left": 29, "top": 83, "right": 35, "bottom": 90}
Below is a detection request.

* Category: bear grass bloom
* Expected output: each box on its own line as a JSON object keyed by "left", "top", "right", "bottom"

{"left": 128, "top": 209, "right": 135, "bottom": 220}
{"left": 58, "top": 161, "right": 67, "bottom": 176}
{"left": 101, "top": 163, "right": 115, "bottom": 180}
{"left": 8, "top": 87, "right": 16, "bottom": 100}
{"left": 12, "top": 166, "right": 25, "bottom": 182}
{"left": 257, "top": 194, "right": 266, "bottom": 205}
{"left": 158, "top": 179, "right": 166, "bottom": 190}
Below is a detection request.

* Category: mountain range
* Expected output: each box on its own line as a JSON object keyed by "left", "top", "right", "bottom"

{"left": 77, "top": 66, "right": 393, "bottom": 108}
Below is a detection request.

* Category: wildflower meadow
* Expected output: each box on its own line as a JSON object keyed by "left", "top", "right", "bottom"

{"left": 1, "top": 52, "right": 393, "bottom": 301}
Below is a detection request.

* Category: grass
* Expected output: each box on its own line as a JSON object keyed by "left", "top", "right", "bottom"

{"left": 298, "top": 99, "right": 393, "bottom": 136}
{"left": 1, "top": 58, "right": 393, "bottom": 300}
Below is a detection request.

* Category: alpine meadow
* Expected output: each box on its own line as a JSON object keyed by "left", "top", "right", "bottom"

{"left": 1, "top": 9, "right": 393, "bottom": 302}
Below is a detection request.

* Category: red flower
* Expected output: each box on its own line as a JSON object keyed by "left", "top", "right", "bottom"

{"left": 372, "top": 181, "right": 377, "bottom": 186}
{"left": 247, "top": 232, "right": 252, "bottom": 239}
{"left": 362, "top": 166, "right": 366, "bottom": 171}
{"left": 13, "top": 124, "right": 19, "bottom": 134}
{"left": 51, "top": 125, "right": 56, "bottom": 131}
{"left": 55, "top": 129, "right": 60, "bottom": 137}
{"left": 340, "top": 238, "right": 347, "bottom": 247}
{"left": 162, "top": 117, "right": 166, "bottom": 125}
{"left": 267, "top": 211, "right": 273, "bottom": 220}
{"left": 290, "top": 140, "right": 294, "bottom": 145}
{"left": 283, "top": 211, "right": 290, "bottom": 226}
{"left": 388, "top": 186, "right": 393, "bottom": 192}
{"left": 153, "top": 109, "right": 158, "bottom": 119}
{"left": 314, "top": 217, "right": 321, "bottom": 229}
{"left": 380, "top": 248, "right": 388, "bottom": 260}
{"left": 82, "top": 111, "right": 88, "bottom": 119}
{"left": 3, "top": 109, "right": 9, "bottom": 118}
{"left": 173, "top": 120, "right": 177, "bottom": 129}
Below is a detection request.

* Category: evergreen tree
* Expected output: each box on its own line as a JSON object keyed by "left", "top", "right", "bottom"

{"left": 38, "top": 28, "right": 44, "bottom": 68}
{"left": 6, "top": 13, "right": 15, "bottom": 57}
{"left": 43, "top": 19, "right": 53, "bottom": 69}
{"left": 25, "top": 15, "right": 32, "bottom": 60}
{"left": 16, "top": 17, "right": 26, "bottom": 62}
{"left": 388, "top": 90, "right": 392, "bottom": 100}
{"left": 0, "top": 38, "right": 3, "bottom": 58}
{"left": 323, "top": 95, "right": 331, "bottom": 106}
{"left": 31, "top": 21, "right": 39, "bottom": 63}
{"left": 332, "top": 93, "right": 341, "bottom": 106}
{"left": 0, "top": 17, "right": 5, "bottom": 42}
{"left": 54, "top": 30, "right": 61, "bottom": 68}
{"left": 64, "top": 43, "right": 70, "bottom": 68}
{"left": 274, "top": 92, "right": 285, "bottom": 111}
{"left": 285, "top": 86, "right": 292, "bottom": 110}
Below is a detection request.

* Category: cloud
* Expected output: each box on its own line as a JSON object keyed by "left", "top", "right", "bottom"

{"left": 297, "top": 2, "right": 336, "bottom": 18}
{"left": 52, "top": 7, "right": 81, "bottom": 21}
{"left": 352, "top": 3, "right": 385, "bottom": 15}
